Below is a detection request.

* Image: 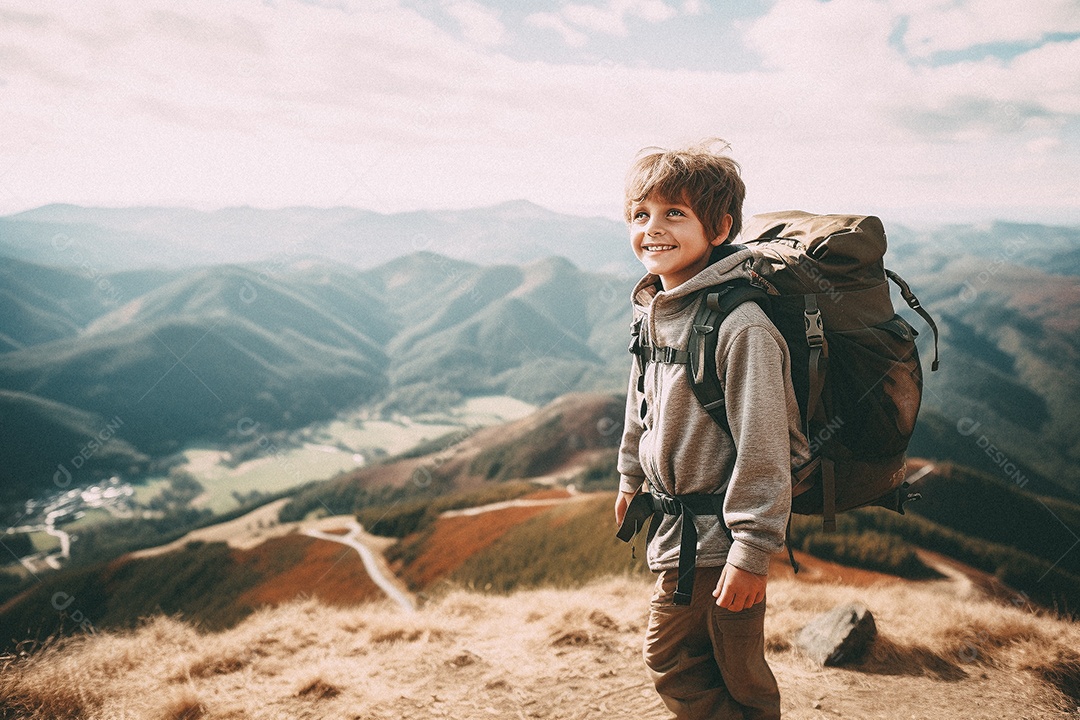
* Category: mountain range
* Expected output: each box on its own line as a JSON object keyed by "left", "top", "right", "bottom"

{"left": 2, "top": 203, "right": 1079, "bottom": 713}
{"left": 1, "top": 203, "right": 1078, "bottom": 511}
{"left": 0, "top": 201, "right": 638, "bottom": 276}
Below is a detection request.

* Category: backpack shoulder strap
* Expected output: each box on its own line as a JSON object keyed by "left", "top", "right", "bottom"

{"left": 629, "top": 315, "right": 646, "bottom": 392}
{"left": 687, "top": 280, "right": 770, "bottom": 434}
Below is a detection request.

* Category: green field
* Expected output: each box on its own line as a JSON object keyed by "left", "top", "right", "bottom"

{"left": 130, "top": 478, "right": 171, "bottom": 506}
{"left": 133, "top": 395, "right": 538, "bottom": 516}
{"left": 63, "top": 508, "right": 115, "bottom": 531}
{"left": 27, "top": 531, "right": 60, "bottom": 554}
{"left": 421, "top": 395, "right": 537, "bottom": 426}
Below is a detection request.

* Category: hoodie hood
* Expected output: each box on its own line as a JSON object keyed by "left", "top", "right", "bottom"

{"left": 631, "top": 247, "right": 756, "bottom": 310}
{"left": 630, "top": 247, "right": 758, "bottom": 348}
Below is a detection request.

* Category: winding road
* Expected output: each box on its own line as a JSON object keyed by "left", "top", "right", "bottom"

{"left": 303, "top": 520, "right": 416, "bottom": 613}
{"left": 440, "top": 489, "right": 581, "bottom": 518}
{"left": 301, "top": 489, "right": 587, "bottom": 612}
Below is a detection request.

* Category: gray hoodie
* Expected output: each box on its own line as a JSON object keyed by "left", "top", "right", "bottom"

{"left": 617, "top": 249, "right": 810, "bottom": 576}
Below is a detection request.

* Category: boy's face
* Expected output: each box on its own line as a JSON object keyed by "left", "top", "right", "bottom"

{"left": 628, "top": 195, "right": 730, "bottom": 290}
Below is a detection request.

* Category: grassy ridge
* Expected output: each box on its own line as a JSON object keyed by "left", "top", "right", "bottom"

{"left": 279, "top": 462, "right": 423, "bottom": 527}
{"left": 448, "top": 495, "right": 649, "bottom": 592}
{"left": 0, "top": 541, "right": 258, "bottom": 651}
{"left": 793, "top": 507, "right": 1080, "bottom": 614}
{"left": 458, "top": 490, "right": 1080, "bottom": 614}
{"left": 358, "top": 481, "right": 541, "bottom": 539}
{"left": 469, "top": 414, "right": 567, "bottom": 480}
{"left": 910, "top": 463, "right": 1080, "bottom": 577}
{"left": 0, "top": 532, "right": 379, "bottom": 653}
{"left": 789, "top": 520, "right": 941, "bottom": 580}
{"left": 280, "top": 393, "right": 623, "bottom": 527}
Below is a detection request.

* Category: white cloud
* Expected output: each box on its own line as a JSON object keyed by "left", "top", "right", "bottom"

{"left": 530, "top": 0, "right": 678, "bottom": 42}
{"left": 741, "top": 0, "right": 1080, "bottom": 137}
{"left": 682, "top": 0, "right": 704, "bottom": 15}
{"left": 1026, "top": 135, "right": 1063, "bottom": 154}
{"left": 0, "top": 0, "right": 1077, "bottom": 223}
{"left": 526, "top": 12, "right": 589, "bottom": 46}
{"left": 898, "top": 0, "right": 1080, "bottom": 58}
{"left": 442, "top": 0, "right": 506, "bottom": 46}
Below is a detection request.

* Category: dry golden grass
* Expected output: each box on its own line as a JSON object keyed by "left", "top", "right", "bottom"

{"left": 2, "top": 574, "right": 1079, "bottom": 720}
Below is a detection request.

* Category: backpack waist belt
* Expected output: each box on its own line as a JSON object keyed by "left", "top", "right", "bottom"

{"left": 644, "top": 490, "right": 731, "bottom": 606}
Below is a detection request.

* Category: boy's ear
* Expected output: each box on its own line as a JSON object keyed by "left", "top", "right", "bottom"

{"left": 711, "top": 214, "right": 734, "bottom": 246}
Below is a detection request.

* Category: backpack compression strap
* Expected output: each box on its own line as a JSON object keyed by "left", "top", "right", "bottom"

{"left": 886, "top": 269, "right": 940, "bottom": 372}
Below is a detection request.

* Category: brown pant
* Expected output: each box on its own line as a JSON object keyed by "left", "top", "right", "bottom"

{"left": 643, "top": 566, "right": 780, "bottom": 720}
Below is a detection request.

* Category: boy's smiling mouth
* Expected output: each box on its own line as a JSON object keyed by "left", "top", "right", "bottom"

{"left": 642, "top": 244, "right": 677, "bottom": 252}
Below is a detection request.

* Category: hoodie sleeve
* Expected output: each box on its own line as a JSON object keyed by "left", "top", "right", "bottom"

{"left": 718, "top": 322, "right": 793, "bottom": 575}
{"left": 617, "top": 356, "right": 647, "bottom": 494}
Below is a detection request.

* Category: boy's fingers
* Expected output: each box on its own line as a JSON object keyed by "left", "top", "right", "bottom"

{"left": 719, "top": 591, "right": 743, "bottom": 610}
{"left": 717, "top": 581, "right": 739, "bottom": 609}
{"left": 713, "top": 565, "right": 728, "bottom": 598}
{"left": 613, "top": 495, "right": 627, "bottom": 524}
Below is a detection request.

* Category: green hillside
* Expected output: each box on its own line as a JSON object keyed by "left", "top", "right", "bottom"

{"left": 0, "top": 257, "right": 117, "bottom": 351}
{"left": 448, "top": 495, "right": 650, "bottom": 592}
{"left": 0, "top": 391, "right": 149, "bottom": 507}
{"left": 0, "top": 314, "right": 386, "bottom": 456}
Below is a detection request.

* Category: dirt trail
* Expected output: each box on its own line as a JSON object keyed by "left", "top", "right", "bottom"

{"left": 917, "top": 549, "right": 978, "bottom": 598}
{"left": 439, "top": 487, "right": 584, "bottom": 518}
{"left": 302, "top": 520, "right": 416, "bottom": 612}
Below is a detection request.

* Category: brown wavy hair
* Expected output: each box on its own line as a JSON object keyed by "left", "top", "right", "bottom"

{"left": 624, "top": 138, "right": 745, "bottom": 244}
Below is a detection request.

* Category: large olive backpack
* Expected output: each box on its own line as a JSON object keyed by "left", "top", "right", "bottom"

{"left": 631, "top": 211, "right": 940, "bottom": 537}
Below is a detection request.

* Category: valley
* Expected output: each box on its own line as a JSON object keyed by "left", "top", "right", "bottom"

{"left": 0, "top": 204, "right": 1078, "bottom": 719}
{"left": 4, "top": 390, "right": 1079, "bottom": 656}
{"left": 0, "top": 395, "right": 535, "bottom": 588}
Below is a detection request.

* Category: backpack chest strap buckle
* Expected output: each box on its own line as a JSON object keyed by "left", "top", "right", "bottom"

{"left": 804, "top": 305, "right": 824, "bottom": 348}
{"left": 640, "top": 344, "right": 689, "bottom": 364}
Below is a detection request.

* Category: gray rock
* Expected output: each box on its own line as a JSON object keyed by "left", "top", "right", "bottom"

{"left": 795, "top": 602, "right": 877, "bottom": 666}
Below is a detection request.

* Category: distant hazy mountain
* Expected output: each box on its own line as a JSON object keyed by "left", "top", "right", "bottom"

{"left": 1, "top": 205, "right": 1078, "bottom": 509}
{"left": 0, "top": 201, "right": 640, "bottom": 276}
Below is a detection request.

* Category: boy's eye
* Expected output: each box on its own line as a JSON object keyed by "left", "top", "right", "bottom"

{"left": 667, "top": 209, "right": 685, "bottom": 217}
{"left": 632, "top": 211, "right": 648, "bottom": 221}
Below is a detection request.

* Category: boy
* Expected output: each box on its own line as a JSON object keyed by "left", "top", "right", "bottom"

{"left": 615, "top": 141, "right": 809, "bottom": 720}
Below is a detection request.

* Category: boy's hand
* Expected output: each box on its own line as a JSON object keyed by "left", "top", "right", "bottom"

{"left": 713, "top": 564, "right": 767, "bottom": 611}
{"left": 614, "top": 490, "right": 637, "bottom": 525}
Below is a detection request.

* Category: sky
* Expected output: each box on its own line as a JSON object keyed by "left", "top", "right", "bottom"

{"left": 1, "top": 0, "right": 1079, "bottom": 225}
